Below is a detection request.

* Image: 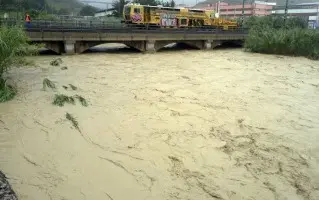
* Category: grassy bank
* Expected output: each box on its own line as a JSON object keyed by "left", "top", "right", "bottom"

{"left": 243, "top": 16, "right": 319, "bottom": 60}
{"left": 0, "top": 26, "right": 38, "bottom": 102}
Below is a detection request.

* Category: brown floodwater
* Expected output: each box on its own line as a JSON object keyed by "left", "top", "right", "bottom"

{"left": 0, "top": 45, "right": 319, "bottom": 200}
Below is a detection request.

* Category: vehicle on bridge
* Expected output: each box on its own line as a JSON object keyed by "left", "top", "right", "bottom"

{"left": 121, "top": 3, "right": 239, "bottom": 30}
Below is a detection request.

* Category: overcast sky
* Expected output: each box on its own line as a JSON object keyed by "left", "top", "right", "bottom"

{"left": 79, "top": 0, "right": 202, "bottom": 9}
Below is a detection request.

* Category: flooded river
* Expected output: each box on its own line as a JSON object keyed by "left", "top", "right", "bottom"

{"left": 0, "top": 45, "right": 319, "bottom": 200}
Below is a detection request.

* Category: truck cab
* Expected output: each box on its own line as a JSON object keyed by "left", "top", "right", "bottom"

{"left": 122, "top": 3, "right": 145, "bottom": 24}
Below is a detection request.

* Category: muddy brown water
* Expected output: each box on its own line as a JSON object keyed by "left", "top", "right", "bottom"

{"left": 0, "top": 45, "right": 319, "bottom": 200}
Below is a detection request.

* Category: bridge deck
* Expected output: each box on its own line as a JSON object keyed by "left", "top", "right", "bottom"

{"left": 1, "top": 19, "right": 248, "bottom": 54}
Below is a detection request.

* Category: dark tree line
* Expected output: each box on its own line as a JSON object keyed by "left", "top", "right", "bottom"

{"left": 0, "top": 0, "right": 76, "bottom": 16}
{"left": 79, "top": 5, "right": 99, "bottom": 16}
{"left": 0, "top": 0, "right": 176, "bottom": 17}
{"left": 0, "top": 0, "right": 46, "bottom": 11}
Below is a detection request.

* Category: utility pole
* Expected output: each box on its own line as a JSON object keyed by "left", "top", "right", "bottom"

{"left": 316, "top": 4, "right": 319, "bottom": 29}
{"left": 242, "top": 0, "right": 245, "bottom": 24}
{"left": 284, "top": 0, "right": 289, "bottom": 23}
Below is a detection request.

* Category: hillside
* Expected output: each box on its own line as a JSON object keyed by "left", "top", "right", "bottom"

{"left": 0, "top": 0, "right": 84, "bottom": 14}
{"left": 46, "top": 0, "right": 84, "bottom": 11}
{"left": 193, "top": 0, "right": 319, "bottom": 8}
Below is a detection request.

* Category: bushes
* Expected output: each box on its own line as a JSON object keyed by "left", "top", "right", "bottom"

{"left": 0, "top": 78, "right": 16, "bottom": 102}
{"left": 243, "top": 15, "right": 308, "bottom": 30}
{"left": 244, "top": 16, "right": 319, "bottom": 60}
{"left": 0, "top": 26, "right": 38, "bottom": 102}
{"left": 245, "top": 28, "right": 319, "bottom": 59}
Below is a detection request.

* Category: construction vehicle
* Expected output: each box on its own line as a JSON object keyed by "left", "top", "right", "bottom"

{"left": 121, "top": 3, "right": 239, "bottom": 30}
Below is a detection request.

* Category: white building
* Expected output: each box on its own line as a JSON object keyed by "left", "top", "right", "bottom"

{"left": 95, "top": 8, "right": 116, "bottom": 17}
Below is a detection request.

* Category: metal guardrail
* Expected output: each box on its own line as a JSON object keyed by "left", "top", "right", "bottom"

{"left": 0, "top": 19, "right": 248, "bottom": 34}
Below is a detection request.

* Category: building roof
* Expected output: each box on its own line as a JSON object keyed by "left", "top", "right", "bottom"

{"left": 95, "top": 8, "right": 116, "bottom": 14}
{"left": 295, "top": 2, "right": 319, "bottom": 5}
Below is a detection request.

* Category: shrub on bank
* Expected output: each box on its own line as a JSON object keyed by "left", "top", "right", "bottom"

{"left": 243, "top": 16, "right": 319, "bottom": 60}
{"left": 245, "top": 28, "right": 319, "bottom": 60}
{"left": 242, "top": 15, "right": 308, "bottom": 30}
{"left": 0, "top": 26, "right": 39, "bottom": 102}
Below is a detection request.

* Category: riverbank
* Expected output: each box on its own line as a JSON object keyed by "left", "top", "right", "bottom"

{"left": 0, "top": 48, "right": 318, "bottom": 200}
{"left": 243, "top": 16, "right": 319, "bottom": 60}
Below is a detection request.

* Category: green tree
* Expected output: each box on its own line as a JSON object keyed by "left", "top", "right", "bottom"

{"left": 22, "top": 0, "right": 46, "bottom": 10}
{"left": 0, "top": 26, "right": 39, "bottom": 102}
{"left": 244, "top": 16, "right": 318, "bottom": 60}
{"left": 58, "top": 8, "right": 71, "bottom": 15}
{"left": 79, "top": 5, "right": 98, "bottom": 16}
{"left": 161, "top": 0, "right": 175, "bottom": 7}
{"left": 169, "top": 0, "right": 175, "bottom": 7}
{"left": 112, "top": 0, "right": 128, "bottom": 18}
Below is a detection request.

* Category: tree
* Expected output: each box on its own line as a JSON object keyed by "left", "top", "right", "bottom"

{"left": 22, "top": 0, "right": 46, "bottom": 10}
{"left": 79, "top": 5, "right": 98, "bottom": 16}
{"left": 112, "top": 0, "right": 128, "bottom": 17}
{"left": 169, "top": 0, "right": 175, "bottom": 7}
{"left": 0, "top": 26, "right": 39, "bottom": 102}
{"left": 58, "top": 8, "right": 71, "bottom": 15}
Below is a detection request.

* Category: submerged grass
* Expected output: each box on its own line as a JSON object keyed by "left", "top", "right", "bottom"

{"left": 0, "top": 78, "right": 16, "bottom": 103}
{"left": 74, "top": 95, "right": 88, "bottom": 107}
{"left": 69, "top": 84, "right": 77, "bottom": 90}
{"left": 52, "top": 94, "right": 88, "bottom": 107}
{"left": 50, "top": 58, "right": 63, "bottom": 66}
{"left": 53, "top": 94, "right": 75, "bottom": 107}
{"left": 43, "top": 78, "right": 56, "bottom": 90}
{"left": 66, "top": 112, "right": 80, "bottom": 132}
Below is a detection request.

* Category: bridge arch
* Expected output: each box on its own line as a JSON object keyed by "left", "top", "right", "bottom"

{"left": 31, "top": 40, "right": 234, "bottom": 54}
{"left": 34, "top": 41, "right": 65, "bottom": 54}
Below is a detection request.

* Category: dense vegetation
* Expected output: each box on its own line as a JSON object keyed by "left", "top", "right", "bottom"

{"left": 0, "top": 0, "right": 83, "bottom": 17}
{"left": 79, "top": 5, "right": 99, "bottom": 16}
{"left": 0, "top": 0, "right": 176, "bottom": 18}
{"left": 0, "top": 26, "right": 38, "bottom": 102}
{"left": 243, "top": 16, "right": 319, "bottom": 60}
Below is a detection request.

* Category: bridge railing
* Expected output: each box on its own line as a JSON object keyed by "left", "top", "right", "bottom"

{"left": 0, "top": 18, "right": 249, "bottom": 34}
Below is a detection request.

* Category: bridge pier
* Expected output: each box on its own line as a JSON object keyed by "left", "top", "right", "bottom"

{"left": 146, "top": 41, "right": 156, "bottom": 52}
{"left": 204, "top": 40, "right": 212, "bottom": 49}
{"left": 203, "top": 40, "right": 223, "bottom": 50}
{"left": 64, "top": 41, "right": 75, "bottom": 55}
{"left": 43, "top": 42, "right": 64, "bottom": 54}
{"left": 211, "top": 40, "right": 223, "bottom": 49}
{"left": 123, "top": 41, "right": 146, "bottom": 52}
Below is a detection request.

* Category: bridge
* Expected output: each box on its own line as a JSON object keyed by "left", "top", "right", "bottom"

{"left": 2, "top": 19, "right": 248, "bottom": 54}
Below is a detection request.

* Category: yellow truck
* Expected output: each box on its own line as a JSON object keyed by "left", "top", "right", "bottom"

{"left": 121, "top": 3, "right": 239, "bottom": 30}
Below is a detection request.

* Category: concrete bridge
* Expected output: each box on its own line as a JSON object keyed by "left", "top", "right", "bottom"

{"left": 26, "top": 27, "right": 248, "bottom": 54}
